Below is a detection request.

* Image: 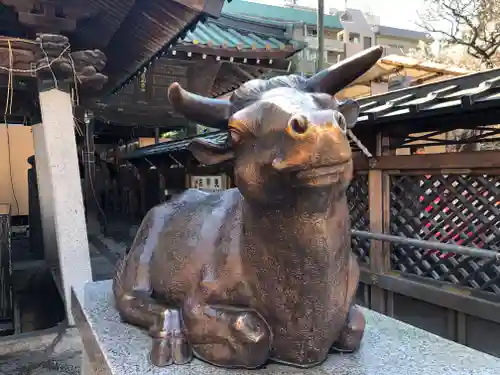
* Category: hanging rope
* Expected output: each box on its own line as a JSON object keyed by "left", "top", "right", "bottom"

{"left": 347, "top": 128, "right": 373, "bottom": 158}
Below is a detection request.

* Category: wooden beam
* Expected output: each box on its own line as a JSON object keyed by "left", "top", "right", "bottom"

{"left": 166, "top": 48, "right": 293, "bottom": 71}
{"left": 7, "top": 1, "right": 91, "bottom": 33}
{"left": 353, "top": 154, "right": 370, "bottom": 171}
{"left": 354, "top": 151, "right": 500, "bottom": 171}
{"left": 94, "top": 122, "right": 185, "bottom": 138}
{"left": 187, "top": 60, "right": 221, "bottom": 95}
{"left": 1, "top": 0, "right": 34, "bottom": 13}
{"left": 209, "top": 64, "right": 268, "bottom": 97}
{"left": 18, "top": 12, "right": 75, "bottom": 33}
{"left": 232, "top": 64, "right": 255, "bottom": 81}
{"left": 359, "top": 270, "right": 500, "bottom": 325}
{"left": 91, "top": 103, "right": 184, "bottom": 119}
{"left": 93, "top": 111, "right": 188, "bottom": 128}
{"left": 173, "top": 44, "right": 296, "bottom": 60}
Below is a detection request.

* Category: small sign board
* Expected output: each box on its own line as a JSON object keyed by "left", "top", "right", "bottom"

{"left": 190, "top": 175, "right": 224, "bottom": 192}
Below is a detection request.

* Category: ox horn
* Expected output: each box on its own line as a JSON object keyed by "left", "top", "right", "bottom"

{"left": 305, "top": 45, "right": 384, "bottom": 95}
{"left": 168, "top": 82, "right": 235, "bottom": 129}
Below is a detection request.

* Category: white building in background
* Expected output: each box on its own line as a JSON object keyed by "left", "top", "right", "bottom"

{"left": 222, "top": 1, "right": 432, "bottom": 75}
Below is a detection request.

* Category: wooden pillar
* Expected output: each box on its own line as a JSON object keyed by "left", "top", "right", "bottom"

{"left": 159, "top": 173, "right": 166, "bottom": 203}
{"left": 32, "top": 34, "right": 92, "bottom": 323}
{"left": 139, "top": 169, "right": 148, "bottom": 217}
{"left": 132, "top": 161, "right": 148, "bottom": 218}
{"left": 368, "top": 133, "right": 392, "bottom": 314}
{"left": 154, "top": 128, "right": 160, "bottom": 144}
{"left": 112, "top": 145, "right": 120, "bottom": 215}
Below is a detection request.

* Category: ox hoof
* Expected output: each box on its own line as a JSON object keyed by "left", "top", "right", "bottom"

{"left": 150, "top": 333, "right": 193, "bottom": 366}
{"left": 148, "top": 309, "right": 192, "bottom": 366}
{"left": 330, "top": 306, "right": 365, "bottom": 354}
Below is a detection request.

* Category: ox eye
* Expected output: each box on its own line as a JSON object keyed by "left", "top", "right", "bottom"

{"left": 337, "top": 113, "right": 347, "bottom": 133}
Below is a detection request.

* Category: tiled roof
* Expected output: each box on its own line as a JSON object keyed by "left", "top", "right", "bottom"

{"left": 124, "top": 68, "right": 500, "bottom": 160}
{"left": 180, "top": 14, "right": 293, "bottom": 50}
{"left": 355, "top": 68, "right": 500, "bottom": 134}
{"left": 374, "top": 25, "right": 431, "bottom": 41}
{"left": 221, "top": 0, "right": 343, "bottom": 29}
{"left": 125, "top": 131, "right": 227, "bottom": 160}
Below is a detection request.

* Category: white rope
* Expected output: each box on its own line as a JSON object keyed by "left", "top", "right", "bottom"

{"left": 347, "top": 128, "right": 373, "bottom": 158}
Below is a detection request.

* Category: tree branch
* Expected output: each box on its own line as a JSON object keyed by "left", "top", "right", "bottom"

{"left": 418, "top": 0, "right": 500, "bottom": 66}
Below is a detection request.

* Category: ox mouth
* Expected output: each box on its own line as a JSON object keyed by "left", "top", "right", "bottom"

{"left": 292, "top": 162, "right": 350, "bottom": 187}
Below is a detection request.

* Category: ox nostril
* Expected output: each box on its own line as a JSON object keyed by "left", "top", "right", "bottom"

{"left": 288, "top": 115, "right": 309, "bottom": 136}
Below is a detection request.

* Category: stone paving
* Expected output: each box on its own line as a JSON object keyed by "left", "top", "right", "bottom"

{"left": 1, "top": 328, "right": 83, "bottom": 375}
{"left": 0, "top": 227, "right": 131, "bottom": 375}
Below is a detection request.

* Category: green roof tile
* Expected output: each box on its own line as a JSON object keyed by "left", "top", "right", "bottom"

{"left": 181, "top": 14, "right": 299, "bottom": 50}
{"left": 222, "top": 0, "right": 343, "bottom": 29}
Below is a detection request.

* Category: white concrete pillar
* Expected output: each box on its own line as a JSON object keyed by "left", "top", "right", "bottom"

{"left": 32, "top": 88, "right": 92, "bottom": 325}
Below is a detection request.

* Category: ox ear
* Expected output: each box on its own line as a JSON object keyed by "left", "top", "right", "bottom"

{"left": 338, "top": 99, "right": 360, "bottom": 128}
{"left": 187, "top": 138, "right": 234, "bottom": 166}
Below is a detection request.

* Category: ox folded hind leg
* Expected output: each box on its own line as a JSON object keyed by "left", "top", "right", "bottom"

{"left": 112, "top": 219, "right": 192, "bottom": 366}
{"left": 182, "top": 300, "right": 272, "bottom": 369}
{"left": 114, "top": 289, "right": 192, "bottom": 366}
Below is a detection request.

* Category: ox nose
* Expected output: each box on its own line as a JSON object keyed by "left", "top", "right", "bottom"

{"left": 274, "top": 110, "right": 351, "bottom": 172}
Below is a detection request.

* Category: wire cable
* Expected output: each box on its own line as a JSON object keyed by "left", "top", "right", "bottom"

{"left": 4, "top": 40, "right": 19, "bottom": 216}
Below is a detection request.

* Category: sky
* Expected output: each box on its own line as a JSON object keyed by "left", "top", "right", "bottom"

{"left": 255, "top": 0, "right": 426, "bottom": 30}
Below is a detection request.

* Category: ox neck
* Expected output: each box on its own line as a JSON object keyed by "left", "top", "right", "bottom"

{"left": 242, "top": 187, "right": 349, "bottom": 250}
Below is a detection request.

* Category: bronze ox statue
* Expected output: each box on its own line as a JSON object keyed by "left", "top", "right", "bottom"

{"left": 113, "top": 46, "right": 383, "bottom": 369}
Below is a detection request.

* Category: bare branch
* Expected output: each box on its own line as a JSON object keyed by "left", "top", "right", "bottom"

{"left": 418, "top": 0, "right": 500, "bottom": 66}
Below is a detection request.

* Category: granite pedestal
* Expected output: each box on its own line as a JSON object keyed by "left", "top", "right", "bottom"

{"left": 72, "top": 280, "right": 500, "bottom": 375}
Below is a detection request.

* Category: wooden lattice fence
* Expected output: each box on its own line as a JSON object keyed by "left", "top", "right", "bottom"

{"left": 349, "top": 150, "right": 500, "bottom": 358}
{"left": 347, "top": 173, "right": 370, "bottom": 264}
{"left": 389, "top": 173, "right": 500, "bottom": 296}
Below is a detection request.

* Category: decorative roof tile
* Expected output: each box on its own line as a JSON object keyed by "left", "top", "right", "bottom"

{"left": 180, "top": 14, "right": 293, "bottom": 50}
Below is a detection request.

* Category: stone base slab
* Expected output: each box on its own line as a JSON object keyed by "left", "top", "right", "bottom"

{"left": 72, "top": 280, "right": 500, "bottom": 375}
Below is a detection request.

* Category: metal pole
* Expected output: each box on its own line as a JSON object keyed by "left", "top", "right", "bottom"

{"left": 351, "top": 230, "right": 500, "bottom": 260}
{"left": 154, "top": 128, "right": 160, "bottom": 144}
{"left": 316, "top": 0, "right": 325, "bottom": 72}
{"left": 83, "top": 111, "right": 95, "bottom": 209}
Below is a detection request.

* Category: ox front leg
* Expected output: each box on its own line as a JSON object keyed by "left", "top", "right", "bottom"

{"left": 330, "top": 305, "right": 365, "bottom": 353}
{"left": 182, "top": 300, "right": 272, "bottom": 368}
{"left": 115, "top": 291, "right": 192, "bottom": 366}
